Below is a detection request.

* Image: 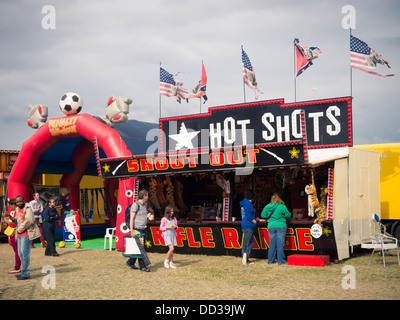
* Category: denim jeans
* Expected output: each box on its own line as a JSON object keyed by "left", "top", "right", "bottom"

{"left": 17, "top": 235, "right": 31, "bottom": 277}
{"left": 242, "top": 228, "right": 255, "bottom": 259}
{"left": 268, "top": 227, "right": 287, "bottom": 264}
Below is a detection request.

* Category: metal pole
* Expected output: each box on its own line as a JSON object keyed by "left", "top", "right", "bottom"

{"left": 294, "top": 40, "right": 297, "bottom": 102}
{"left": 159, "top": 61, "right": 162, "bottom": 119}
{"left": 200, "top": 59, "right": 203, "bottom": 113}
{"left": 350, "top": 29, "right": 353, "bottom": 99}
{"left": 241, "top": 45, "right": 246, "bottom": 103}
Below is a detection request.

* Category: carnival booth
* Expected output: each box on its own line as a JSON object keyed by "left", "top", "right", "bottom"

{"left": 99, "top": 96, "right": 380, "bottom": 261}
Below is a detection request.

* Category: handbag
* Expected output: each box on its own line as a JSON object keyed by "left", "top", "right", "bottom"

{"left": 4, "top": 226, "right": 15, "bottom": 237}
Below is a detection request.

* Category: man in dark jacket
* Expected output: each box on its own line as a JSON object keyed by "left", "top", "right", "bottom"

{"left": 42, "top": 198, "right": 59, "bottom": 256}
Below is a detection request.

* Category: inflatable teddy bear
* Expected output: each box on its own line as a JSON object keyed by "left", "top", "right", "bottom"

{"left": 98, "top": 96, "right": 132, "bottom": 127}
{"left": 27, "top": 104, "right": 48, "bottom": 129}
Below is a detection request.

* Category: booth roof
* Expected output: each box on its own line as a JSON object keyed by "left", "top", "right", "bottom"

{"left": 36, "top": 119, "right": 159, "bottom": 175}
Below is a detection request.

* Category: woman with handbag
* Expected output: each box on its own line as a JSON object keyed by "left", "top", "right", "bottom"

{"left": 4, "top": 199, "right": 21, "bottom": 274}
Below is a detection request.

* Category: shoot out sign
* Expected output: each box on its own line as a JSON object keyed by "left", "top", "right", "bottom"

{"left": 99, "top": 97, "right": 352, "bottom": 178}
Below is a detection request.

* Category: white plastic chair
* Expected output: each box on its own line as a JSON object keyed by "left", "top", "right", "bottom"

{"left": 361, "top": 215, "right": 400, "bottom": 267}
{"left": 104, "top": 227, "right": 116, "bottom": 251}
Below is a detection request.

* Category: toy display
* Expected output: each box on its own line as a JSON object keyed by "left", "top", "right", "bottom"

{"left": 305, "top": 170, "right": 320, "bottom": 218}
{"left": 314, "top": 187, "right": 328, "bottom": 225}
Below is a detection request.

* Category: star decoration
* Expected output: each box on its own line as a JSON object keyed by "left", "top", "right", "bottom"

{"left": 169, "top": 122, "right": 200, "bottom": 150}
{"left": 103, "top": 163, "right": 110, "bottom": 172}
{"left": 145, "top": 240, "right": 152, "bottom": 248}
{"left": 322, "top": 226, "right": 332, "bottom": 237}
{"left": 289, "top": 147, "right": 300, "bottom": 159}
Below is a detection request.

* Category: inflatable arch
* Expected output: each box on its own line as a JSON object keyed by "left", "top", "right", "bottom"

{"left": 8, "top": 113, "right": 135, "bottom": 250}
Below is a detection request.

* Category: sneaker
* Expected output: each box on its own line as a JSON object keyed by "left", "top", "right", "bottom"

{"left": 16, "top": 275, "right": 30, "bottom": 280}
{"left": 140, "top": 267, "right": 150, "bottom": 272}
{"left": 164, "top": 260, "right": 170, "bottom": 269}
{"left": 169, "top": 262, "right": 177, "bottom": 269}
{"left": 242, "top": 253, "right": 247, "bottom": 265}
{"left": 247, "top": 259, "right": 255, "bottom": 265}
{"left": 8, "top": 269, "right": 21, "bottom": 274}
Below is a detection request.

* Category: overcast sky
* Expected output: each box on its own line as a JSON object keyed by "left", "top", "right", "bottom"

{"left": 0, "top": 0, "right": 399, "bottom": 150}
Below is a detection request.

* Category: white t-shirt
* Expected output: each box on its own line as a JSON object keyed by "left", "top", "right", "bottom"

{"left": 29, "top": 200, "right": 43, "bottom": 219}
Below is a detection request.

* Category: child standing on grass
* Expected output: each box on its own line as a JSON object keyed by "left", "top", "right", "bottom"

{"left": 160, "top": 205, "right": 178, "bottom": 269}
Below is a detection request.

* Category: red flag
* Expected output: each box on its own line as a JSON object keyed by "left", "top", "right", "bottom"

{"left": 294, "top": 38, "right": 322, "bottom": 77}
{"left": 187, "top": 63, "right": 208, "bottom": 103}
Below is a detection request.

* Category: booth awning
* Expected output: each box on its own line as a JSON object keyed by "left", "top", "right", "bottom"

{"left": 307, "top": 147, "right": 349, "bottom": 166}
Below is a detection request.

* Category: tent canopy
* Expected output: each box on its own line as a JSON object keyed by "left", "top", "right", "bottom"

{"left": 36, "top": 119, "right": 159, "bottom": 175}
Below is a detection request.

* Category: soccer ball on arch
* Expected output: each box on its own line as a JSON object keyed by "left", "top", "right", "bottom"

{"left": 59, "top": 92, "right": 83, "bottom": 115}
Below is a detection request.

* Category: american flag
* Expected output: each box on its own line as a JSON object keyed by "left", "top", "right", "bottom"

{"left": 350, "top": 35, "right": 394, "bottom": 77}
{"left": 160, "top": 67, "right": 188, "bottom": 103}
{"left": 241, "top": 48, "right": 263, "bottom": 99}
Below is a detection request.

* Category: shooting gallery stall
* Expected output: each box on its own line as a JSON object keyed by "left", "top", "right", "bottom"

{"left": 98, "top": 97, "right": 380, "bottom": 261}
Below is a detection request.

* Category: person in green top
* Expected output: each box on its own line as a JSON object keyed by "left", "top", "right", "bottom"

{"left": 261, "top": 193, "right": 292, "bottom": 265}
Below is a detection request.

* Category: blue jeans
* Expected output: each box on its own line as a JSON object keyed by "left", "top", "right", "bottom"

{"left": 17, "top": 236, "right": 31, "bottom": 277}
{"left": 268, "top": 228, "right": 287, "bottom": 264}
{"left": 242, "top": 228, "right": 255, "bottom": 259}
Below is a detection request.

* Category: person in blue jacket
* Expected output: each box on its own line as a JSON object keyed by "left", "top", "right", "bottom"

{"left": 41, "top": 198, "right": 59, "bottom": 256}
{"left": 240, "top": 190, "right": 265, "bottom": 265}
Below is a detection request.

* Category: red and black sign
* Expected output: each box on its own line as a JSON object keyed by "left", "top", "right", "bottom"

{"left": 100, "top": 142, "right": 306, "bottom": 178}
{"left": 160, "top": 97, "right": 352, "bottom": 152}
{"left": 144, "top": 220, "right": 338, "bottom": 260}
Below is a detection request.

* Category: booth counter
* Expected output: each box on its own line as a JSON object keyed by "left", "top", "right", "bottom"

{"left": 145, "top": 219, "right": 338, "bottom": 260}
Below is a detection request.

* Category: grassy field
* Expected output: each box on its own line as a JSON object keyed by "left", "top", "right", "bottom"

{"left": 1, "top": 240, "right": 399, "bottom": 300}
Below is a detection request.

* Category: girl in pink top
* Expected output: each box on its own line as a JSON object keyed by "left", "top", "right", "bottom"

{"left": 160, "top": 205, "right": 178, "bottom": 269}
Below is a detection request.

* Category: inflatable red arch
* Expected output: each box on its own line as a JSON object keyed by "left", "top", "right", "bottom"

{"left": 8, "top": 113, "right": 135, "bottom": 250}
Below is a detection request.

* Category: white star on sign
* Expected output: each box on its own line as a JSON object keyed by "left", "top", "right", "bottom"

{"left": 169, "top": 122, "right": 200, "bottom": 150}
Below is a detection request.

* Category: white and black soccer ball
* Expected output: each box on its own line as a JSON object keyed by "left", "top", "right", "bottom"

{"left": 59, "top": 92, "right": 83, "bottom": 115}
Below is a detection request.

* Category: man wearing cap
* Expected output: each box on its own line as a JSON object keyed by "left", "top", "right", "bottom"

{"left": 240, "top": 190, "right": 264, "bottom": 265}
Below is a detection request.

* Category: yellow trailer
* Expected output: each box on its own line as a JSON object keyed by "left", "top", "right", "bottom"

{"left": 356, "top": 142, "right": 400, "bottom": 240}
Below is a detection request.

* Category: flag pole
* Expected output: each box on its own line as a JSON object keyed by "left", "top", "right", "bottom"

{"left": 294, "top": 40, "right": 297, "bottom": 102}
{"left": 200, "top": 59, "right": 203, "bottom": 114}
{"left": 349, "top": 29, "right": 353, "bottom": 99}
{"left": 241, "top": 45, "right": 246, "bottom": 103}
{"left": 159, "top": 61, "right": 162, "bottom": 119}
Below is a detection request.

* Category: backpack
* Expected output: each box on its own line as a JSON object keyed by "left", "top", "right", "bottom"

{"left": 125, "top": 205, "right": 132, "bottom": 226}
{"left": 124, "top": 201, "right": 139, "bottom": 227}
